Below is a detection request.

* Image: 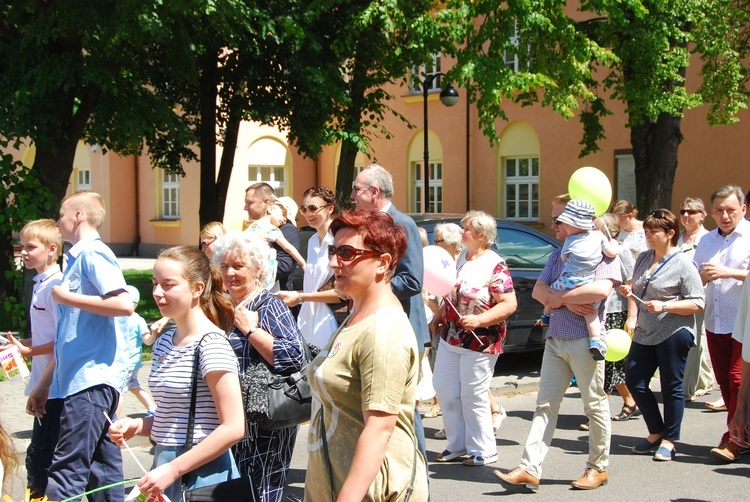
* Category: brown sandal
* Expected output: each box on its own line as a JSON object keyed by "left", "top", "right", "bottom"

{"left": 612, "top": 404, "right": 641, "bottom": 421}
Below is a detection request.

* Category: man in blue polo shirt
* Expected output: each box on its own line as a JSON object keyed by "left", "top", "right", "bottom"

{"left": 494, "top": 194, "right": 621, "bottom": 492}
{"left": 42, "top": 191, "right": 133, "bottom": 502}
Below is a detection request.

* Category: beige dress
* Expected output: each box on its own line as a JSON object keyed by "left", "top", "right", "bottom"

{"left": 305, "top": 307, "right": 428, "bottom": 501}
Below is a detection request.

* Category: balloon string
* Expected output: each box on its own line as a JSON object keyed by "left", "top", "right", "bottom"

{"left": 60, "top": 478, "right": 140, "bottom": 502}
{"left": 104, "top": 411, "right": 150, "bottom": 476}
{"left": 443, "top": 297, "right": 483, "bottom": 345}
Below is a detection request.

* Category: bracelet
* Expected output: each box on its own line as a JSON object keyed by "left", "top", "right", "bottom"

{"left": 298, "top": 291, "right": 304, "bottom": 304}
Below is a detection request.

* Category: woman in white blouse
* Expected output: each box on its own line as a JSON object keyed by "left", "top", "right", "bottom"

{"left": 277, "top": 185, "right": 342, "bottom": 348}
{"left": 613, "top": 199, "right": 648, "bottom": 261}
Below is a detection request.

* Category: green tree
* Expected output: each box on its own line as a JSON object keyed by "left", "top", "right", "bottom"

{"left": 0, "top": 0, "right": 195, "bottom": 320}
{"left": 440, "top": 0, "right": 749, "bottom": 213}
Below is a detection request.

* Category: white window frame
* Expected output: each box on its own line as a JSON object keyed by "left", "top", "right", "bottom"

{"left": 504, "top": 156, "right": 539, "bottom": 221}
{"left": 76, "top": 168, "right": 91, "bottom": 191}
{"left": 248, "top": 165, "right": 286, "bottom": 197}
{"left": 411, "top": 53, "right": 442, "bottom": 94}
{"left": 412, "top": 161, "right": 443, "bottom": 213}
{"left": 161, "top": 171, "right": 180, "bottom": 219}
{"left": 504, "top": 21, "right": 533, "bottom": 72}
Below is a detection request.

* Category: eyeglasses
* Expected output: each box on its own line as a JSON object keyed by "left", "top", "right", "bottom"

{"left": 434, "top": 239, "right": 444, "bottom": 244}
{"left": 680, "top": 209, "right": 700, "bottom": 216}
{"left": 328, "top": 244, "right": 380, "bottom": 262}
{"left": 650, "top": 210, "right": 668, "bottom": 219}
{"left": 199, "top": 238, "right": 215, "bottom": 250}
{"left": 351, "top": 184, "right": 371, "bottom": 196}
{"left": 300, "top": 204, "right": 328, "bottom": 215}
{"left": 551, "top": 216, "right": 561, "bottom": 226}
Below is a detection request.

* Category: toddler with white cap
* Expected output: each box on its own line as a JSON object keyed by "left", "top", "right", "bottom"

{"left": 543, "top": 199, "right": 619, "bottom": 360}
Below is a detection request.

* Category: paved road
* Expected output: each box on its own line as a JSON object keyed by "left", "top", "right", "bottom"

{"left": 2, "top": 353, "right": 748, "bottom": 500}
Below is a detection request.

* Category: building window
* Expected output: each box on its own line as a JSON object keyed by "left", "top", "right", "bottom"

{"left": 162, "top": 171, "right": 180, "bottom": 219}
{"left": 413, "top": 161, "right": 443, "bottom": 213}
{"left": 505, "top": 157, "right": 539, "bottom": 220}
{"left": 504, "top": 21, "right": 532, "bottom": 72}
{"left": 76, "top": 168, "right": 91, "bottom": 191}
{"left": 248, "top": 165, "right": 286, "bottom": 197}
{"left": 411, "top": 54, "right": 442, "bottom": 94}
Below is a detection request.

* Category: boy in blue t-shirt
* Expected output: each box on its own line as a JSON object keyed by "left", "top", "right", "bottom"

{"left": 37, "top": 191, "right": 134, "bottom": 502}
{"left": 1, "top": 219, "right": 63, "bottom": 497}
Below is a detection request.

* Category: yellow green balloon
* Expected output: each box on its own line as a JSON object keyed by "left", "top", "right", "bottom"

{"left": 605, "top": 329, "right": 632, "bottom": 362}
{"left": 568, "top": 167, "right": 613, "bottom": 216}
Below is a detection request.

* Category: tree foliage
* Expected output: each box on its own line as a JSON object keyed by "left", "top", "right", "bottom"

{"left": 439, "top": 0, "right": 750, "bottom": 213}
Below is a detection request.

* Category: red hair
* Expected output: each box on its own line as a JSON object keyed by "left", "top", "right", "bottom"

{"left": 330, "top": 210, "right": 406, "bottom": 279}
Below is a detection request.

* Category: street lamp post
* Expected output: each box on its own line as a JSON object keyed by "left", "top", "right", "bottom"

{"left": 422, "top": 72, "right": 459, "bottom": 213}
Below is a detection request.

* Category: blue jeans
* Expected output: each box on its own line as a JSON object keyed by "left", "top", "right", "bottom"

{"left": 626, "top": 329, "right": 693, "bottom": 442}
{"left": 46, "top": 384, "right": 123, "bottom": 502}
{"left": 26, "top": 398, "right": 63, "bottom": 498}
{"left": 153, "top": 445, "right": 239, "bottom": 502}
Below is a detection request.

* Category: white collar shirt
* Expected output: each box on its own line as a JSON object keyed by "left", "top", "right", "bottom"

{"left": 693, "top": 218, "right": 750, "bottom": 333}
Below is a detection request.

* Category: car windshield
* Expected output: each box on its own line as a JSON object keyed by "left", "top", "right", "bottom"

{"left": 494, "top": 228, "right": 556, "bottom": 269}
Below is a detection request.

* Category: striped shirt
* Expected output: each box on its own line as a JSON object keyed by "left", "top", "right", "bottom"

{"left": 149, "top": 330, "right": 238, "bottom": 446}
{"left": 539, "top": 248, "right": 622, "bottom": 340}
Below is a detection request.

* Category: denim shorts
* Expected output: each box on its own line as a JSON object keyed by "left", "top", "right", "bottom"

{"left": 152, "top": 444, "right": 240, "bottom": 501}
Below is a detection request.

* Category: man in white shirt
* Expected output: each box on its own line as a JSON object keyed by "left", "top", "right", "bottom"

{"left": 693, "top": 184, "right": 750, "bottom": 462}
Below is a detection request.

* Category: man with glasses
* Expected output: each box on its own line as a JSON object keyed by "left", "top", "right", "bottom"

{"left": 351, "top": 163, "right": 430, "bottom": 464}
{"left": 693, "top": 184, "right": 750, "bottom": 462}
{"left": 244, "top": 182, "right": 301, "bottom": 292}
{"left": 495, "top": 193, "right": 621, "bottom": 492}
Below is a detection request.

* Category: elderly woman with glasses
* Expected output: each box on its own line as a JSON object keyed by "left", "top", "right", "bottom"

{"left": 277, "top": 186, "right": 344, "bottom": 349}
{"left": 211, "top": 231, "right": 307, "bottom": 502}
{"left": 677, "top": 198, "right": 717, "bottom": 403}
{"left": 433, "top": 210, "right": 517, "bottom": 467}
{"left": 619, "top": 209, "right": 704, "bottom": 461}
{"left": 305, "top": 210, "right": 427, "bottom": 501}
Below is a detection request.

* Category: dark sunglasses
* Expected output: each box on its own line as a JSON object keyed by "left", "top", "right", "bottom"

{"left": 300, "top": 204, "right": 328, "bottom": 214}
{"left": 680, "top": 209, "right": 700, "bottom": 216}
{"left": 328, "top": 245, "right": 380, "bottom": 262}
{"left": 551, "top": 216, "right": 561, "bottom": 226}
{"left": 650, "top": 210, "right": 668, "bottom": 219}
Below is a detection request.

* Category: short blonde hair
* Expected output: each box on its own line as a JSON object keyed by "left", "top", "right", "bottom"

{"left": 461, "top": 210, "right": 497, "bottom": 248}
{"left": 20, "top": 219, "right": 63, "bottom": 258}
{"left": 61, "top": 190, "right": 106, "bottom": 228}
{"left": 200, "top": 221, "right": 227, "bottom": 242}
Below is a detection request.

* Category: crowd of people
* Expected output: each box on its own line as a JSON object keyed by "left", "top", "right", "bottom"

{"left": 1, "top": 169, "right": 750, "bottom": 501}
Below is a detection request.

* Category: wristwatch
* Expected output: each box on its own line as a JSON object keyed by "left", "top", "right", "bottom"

{"left": 298, "top": 291, "right": 305, "bottom": 304}
{"left": 247, "top": 324, "right": 259, "bottom": 335}
{"left": 662, "top": 302, "right": 668, "bottom": 313}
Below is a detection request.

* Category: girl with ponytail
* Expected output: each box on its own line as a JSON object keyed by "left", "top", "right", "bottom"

{"left": 109, "top": 246, "right": 244, "bottom": 501}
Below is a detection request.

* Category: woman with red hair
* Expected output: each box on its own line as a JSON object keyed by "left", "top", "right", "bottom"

{"left": 305, "top": 210, "right": 427, "bottom": 501}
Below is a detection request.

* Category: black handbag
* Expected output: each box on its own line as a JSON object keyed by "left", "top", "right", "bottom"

{"left": 240, "top": 293, "right": 315, "bottom": 431}
{"left": 182, "top": 334, "right": 256, "bottom": 502}
{"left": 316, "top": 273, "right": 350, "bottom": 325}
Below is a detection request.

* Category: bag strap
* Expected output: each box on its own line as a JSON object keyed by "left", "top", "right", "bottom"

{"left": 320, "top": 405, "right": 335, "bottom": 502}
{"left": 181, "top": 333, "right": 218, "bottom": 490}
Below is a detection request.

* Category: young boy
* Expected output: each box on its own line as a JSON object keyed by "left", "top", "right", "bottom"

{"left": 544, "top": 199, "right": 618, "bottom": 360}
{"left": 0, "top": 219, "right": 63, "bottom": 497}
{"left": 118, "top": 285, "right": 156, "bottom": 417}
{"left": 41, "top": 191, "right": 134, "bottom": 502}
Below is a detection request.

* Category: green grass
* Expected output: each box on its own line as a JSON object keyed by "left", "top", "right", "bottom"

{"left": 122, "top": 269, "right": 160, "bottom": 323}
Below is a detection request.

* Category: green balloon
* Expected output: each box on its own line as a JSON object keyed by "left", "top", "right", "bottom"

{"left": 605, "top": 328, "right": 632, "bottom": 362}
{"left": 568, "top": 167, "right": 613, "bottom": 216}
